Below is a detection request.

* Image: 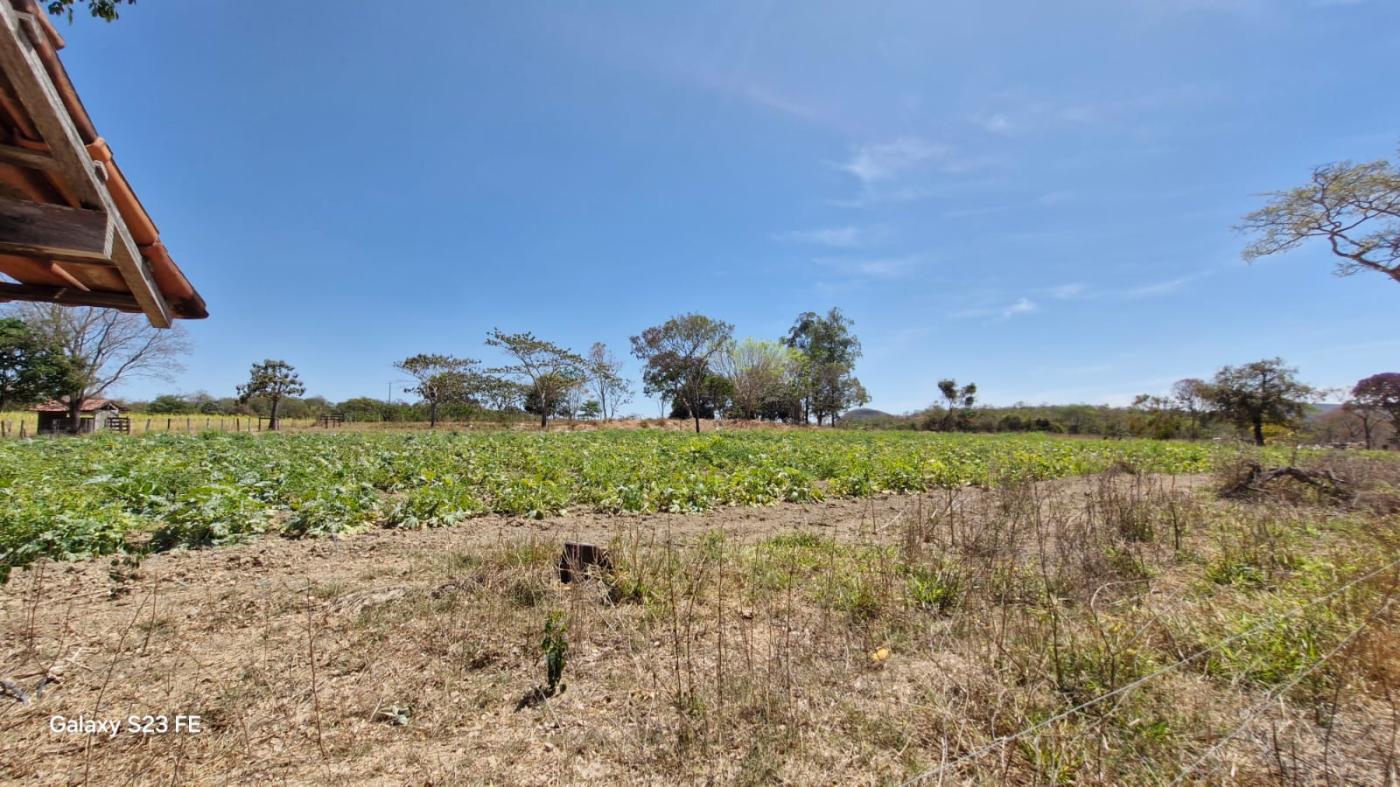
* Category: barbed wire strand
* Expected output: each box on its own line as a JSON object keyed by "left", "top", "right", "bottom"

{"left": 900, "top": 556, "right": 1400, "bottom": 786}
{"left": 1166, "top": 582, "right": 1397, "bottom": 786}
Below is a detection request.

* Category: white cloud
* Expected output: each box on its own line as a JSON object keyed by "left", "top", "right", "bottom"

{"left": 828, "top": 140, "right": 1002, "bottom": 208}
{"left": 1124, "top": 271, "right": 1211, "bottom": 298}
{"left": 736, "top": 83, "right": 827, "bottom": 124}
{"left": 976, "top": 113, "right": 1013, "bottom": 135}
{"left": 814, "top": 254, "right": 923, "bottom": 280}
{"left": 952, "top": 297, "right": 1038, "bottom": 321}
{"left": 1004, "top": 297, "right": 1037, "bottom": 317}
{"left": 1119, "top": 0, "right": 1270, "bottom": 20}
{"left": 836, "top": 138, "right": 946, "bottom": 186}
{"left": 831, "top": 186, "right": 944, "bottom": 208}
{"left": 941, "top": 204, "right": 1010, "bottom": 219}
{"left": 1049, "top": 283, "right": 1087, "bottom": 299}
{"left": 774, "top": 225, "right": 883, "bottom": 248}
{"left": 972, "top": 84, "right": 1224, "bottom": 140}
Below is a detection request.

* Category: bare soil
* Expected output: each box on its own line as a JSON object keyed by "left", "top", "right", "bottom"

{"left": 4, "top": 472, "right": 1393, "bottom": 786}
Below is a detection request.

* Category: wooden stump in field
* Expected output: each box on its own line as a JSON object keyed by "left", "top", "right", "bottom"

{"left": 557, "top": 542, "right": 612, "bottom": 583}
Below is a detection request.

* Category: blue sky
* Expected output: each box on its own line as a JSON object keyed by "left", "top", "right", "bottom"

{"left": 58, "top": 0, "right": 1398, "bottom": 413}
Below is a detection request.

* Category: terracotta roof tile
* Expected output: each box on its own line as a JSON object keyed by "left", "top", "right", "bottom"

{"left": 0, "top": 0, "right": 206, "bottom": 320}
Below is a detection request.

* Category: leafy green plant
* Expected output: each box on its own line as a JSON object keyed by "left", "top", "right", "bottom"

{"left": 0, "top": 429, "right": 1318, "bottom": 579}
{"left": 905, "top": 564, "right": 962, "bottom": 613}
{"left": 542, "top": 612, "right": 568, "bottom": 695}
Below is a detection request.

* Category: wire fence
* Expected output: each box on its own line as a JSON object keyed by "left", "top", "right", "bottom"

{"left": 900, "top": 556, "right": 1400, "bottom": 785}
{"left": 1165, "top": 586, "right": 1397, "bottom": 785}
{"left": 0, "top": 413, "right": 320, "bottom": 437}
{"left": 0, "top": 411, "right": 575, "bottom": 438}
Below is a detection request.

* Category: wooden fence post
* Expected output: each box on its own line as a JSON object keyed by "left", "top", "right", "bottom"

{"left": 166, "top": 418, "right": 172, "bottom": 432}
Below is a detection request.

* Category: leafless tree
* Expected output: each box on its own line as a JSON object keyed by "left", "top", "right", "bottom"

{"left": 721, "top": 339, "right": 799, "bottom": 420}
{"left": 1171, "top": 378, "right": 1214, "bottom": 438}
{"left": 1338, "top": 402, "right": 1377, "bottom": 448}
{"left": 8, "top": 304, "right": 188, "bottom": 430}
{"left": 586, "top": 342, "right": 632, "bottom": 422}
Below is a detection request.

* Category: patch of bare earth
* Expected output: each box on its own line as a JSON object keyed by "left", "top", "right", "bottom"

{"left": 2, "top": 471, "right": 1397, "bottom": 785}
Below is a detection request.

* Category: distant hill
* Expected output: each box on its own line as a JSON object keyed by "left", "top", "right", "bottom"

{"left": 1306, "top": 403, "right": 1344, "bottom": 420}
{"left": 841, "top": 408, "right": 894, "bottom": 422}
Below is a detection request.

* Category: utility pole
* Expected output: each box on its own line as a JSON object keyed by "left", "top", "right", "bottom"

{"left": 385, "top": 378, "right": 412, "bottom": 406}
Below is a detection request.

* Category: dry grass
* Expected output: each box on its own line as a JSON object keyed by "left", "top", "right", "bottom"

{"left": 1, "top": 458, "right": 1397, "bottom": 784}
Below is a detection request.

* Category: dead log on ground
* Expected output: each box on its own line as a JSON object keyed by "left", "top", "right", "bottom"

{"left": 1221, "top": 461, "right": 1354, "bottom": 504}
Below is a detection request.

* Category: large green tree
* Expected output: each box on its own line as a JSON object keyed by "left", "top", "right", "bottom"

{"left": 236, "top": 360, "right": 305, "bottom": 431}
{"left": 782, "top": 308, "right": 866, "bottom": 425}
{"left": 146, "top": 393, "right": 195, "bottom": 415}
{"left": 485, "top": 330, "right": 586, "bottom": 430}
{"left": 9, "top": 304, "right": 188, "bottom": 431}
{"left": 1349, "top": 373, "right": 1400, "bottom": 449}
{"left": 0, "top": 317, "right": 74, "bottom": 412}
{"left": 631, "top": 313, "right": 734, "bottom": 433}
{"left": 1240, "top": 144, "right": 1400, "bottom": 285}
{"left": 936, "top": 379, "right": 977, "bottom": 431}
{"left": 396, "top": 354, "right": 480, "bottom": 428}
{"left": 1209, "top": 358, "right": 1314, "bottom": 446}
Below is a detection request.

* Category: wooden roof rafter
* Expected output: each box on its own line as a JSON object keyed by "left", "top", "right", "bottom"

{"left": 0, "top": 0, "right": 206, "bottom": 326}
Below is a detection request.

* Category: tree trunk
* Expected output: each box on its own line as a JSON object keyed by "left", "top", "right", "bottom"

{"left": 430, "top": 400, "right": 438, "bottom": 429}
{"left": 693, "top": 413, "right": 701, "bottom": 433}
{"left": 540, "top": 410, "right": 548, "bottom": 430}
{"left": 269, "top": 398, "right": 280, "bottom": 432}
{"left": 1251, "top": 415, "right": 1265, "bottom": 446}
{"left": 1361, "top": 419, "right": 1373, "bottom": 449}
{"left": 67, "top": 396, "right": 83, "bottom": 434}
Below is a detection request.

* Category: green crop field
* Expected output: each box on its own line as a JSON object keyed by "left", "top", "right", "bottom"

{"left": 0, "top": 430, "right": 1272, "bottom": 579}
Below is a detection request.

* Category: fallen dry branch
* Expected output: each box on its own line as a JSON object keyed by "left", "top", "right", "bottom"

{"left": 1221, "top": 461, "right": 1355, "bottom": 504}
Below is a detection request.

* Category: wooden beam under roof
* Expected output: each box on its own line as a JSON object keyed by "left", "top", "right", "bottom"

{"left": 0, "top": 6, "right": 172, "bottom": 327}
{"left": 0, "top": 193, "right": 111, "bottom": 263}
{"left": 0, "top": 280, "right": 140, "bottom": 311}
{"left": 0, "top": 141, "right": 55, "bottom": 171}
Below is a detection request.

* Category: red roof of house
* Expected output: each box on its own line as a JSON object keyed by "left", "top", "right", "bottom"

{"left": 0, "top": 0, "right": 206, "bottom": 321}
{"left": 30, "top": 397, "right": 118, "bottom": 412}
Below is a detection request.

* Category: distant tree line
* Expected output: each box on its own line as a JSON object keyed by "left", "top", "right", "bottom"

{"left": 854, "top": 359, "right": 1398, "bottom": 448}
{"left": 112, "top": 308, "right": 869, "bottom": 433}
{"left": 122, "top": 392, "right": 533, "bottom": 425}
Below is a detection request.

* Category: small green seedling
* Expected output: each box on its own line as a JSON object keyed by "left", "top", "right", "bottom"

{"left": 516, "top": 612, "right": 569, "bottom": 711}
{"left": 542, "top": 612, "right": 569, "bottom": 696}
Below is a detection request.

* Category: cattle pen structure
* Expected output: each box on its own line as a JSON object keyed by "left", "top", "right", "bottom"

{"left": 0, "top": 0, "right": 205, "bottom": 326}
